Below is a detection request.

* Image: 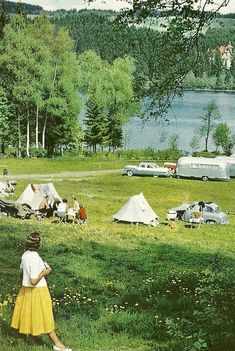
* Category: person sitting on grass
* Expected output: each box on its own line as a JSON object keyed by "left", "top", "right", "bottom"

{"left": 72, "top": 196, "right": 80, "bottom": 225}
{"left": 56, "top": 198, "right": 68, "bottom": 223}
{"left": 11, "top": 232, "right": 73, "bottom": 351}
{"left": 78, "top": 204, "right": 87, "bottom": 225}
{"left": 72, "top": 196, "right": 79, "bottom": 212}
{"left": 36, "top": 195, "right": 50, "bottom": 220}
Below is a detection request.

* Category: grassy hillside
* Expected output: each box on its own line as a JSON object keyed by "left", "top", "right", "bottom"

{"left": 0, "top": 169, "right": 235, "bottom": 351}
{"left": 213, "top": 17, "right": 235, "bottom": 28}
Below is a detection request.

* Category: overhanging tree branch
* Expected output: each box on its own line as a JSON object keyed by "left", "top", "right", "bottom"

{"left": 90, "top": 0, "right": 230, "bottom": 118}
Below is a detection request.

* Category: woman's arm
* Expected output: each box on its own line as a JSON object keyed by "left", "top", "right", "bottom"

{"left": 20, "top": 269, "right": 23, "bottom": 284}
{"left": 30, "top": 267, "right": 52, "bottom": 286}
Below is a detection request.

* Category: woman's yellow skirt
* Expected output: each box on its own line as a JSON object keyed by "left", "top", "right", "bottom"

{"left": 11, "top": 286, "right": 55, "bottom": 336}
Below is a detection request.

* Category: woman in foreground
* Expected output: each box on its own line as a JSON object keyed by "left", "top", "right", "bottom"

{"left": 11, "top": 232, "right": 73, "bottom": 351}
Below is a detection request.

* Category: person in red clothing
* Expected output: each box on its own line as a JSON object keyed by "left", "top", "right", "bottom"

{"left": 78, "top": 204, "right": 87, "bottom": 225}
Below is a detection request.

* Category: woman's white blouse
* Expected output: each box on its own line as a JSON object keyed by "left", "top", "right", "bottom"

{"left": 20, "top": 251, "right": 47, "bottom": 287}
{"left": 57, "top": 202, "right": 67, "bottom": 212}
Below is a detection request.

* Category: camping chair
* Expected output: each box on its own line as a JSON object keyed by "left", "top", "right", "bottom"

{"left": 189, "top": 211, "right": 203, "bottom": 229}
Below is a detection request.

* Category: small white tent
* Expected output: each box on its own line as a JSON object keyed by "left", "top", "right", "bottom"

{"left": 16, "top": 183, "right": 62, "bottom": 210}
{"left": 113, "top": 193, "right": 158, "bottom": 225}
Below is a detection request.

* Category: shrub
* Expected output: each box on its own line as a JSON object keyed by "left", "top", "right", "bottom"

{"left": 29, "top": 147, "right": 47, "bottom": 158}
{"left": 193, "top": 151, "right": 220, "bottom": 158}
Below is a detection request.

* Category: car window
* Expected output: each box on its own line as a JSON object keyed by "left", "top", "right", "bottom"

{"left": 204, "top": 206, "right": 212, "bottom": 213}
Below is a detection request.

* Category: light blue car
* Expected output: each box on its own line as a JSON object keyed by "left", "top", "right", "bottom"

{"left": 171, "top": 201, "right": 229, "bottom": 224}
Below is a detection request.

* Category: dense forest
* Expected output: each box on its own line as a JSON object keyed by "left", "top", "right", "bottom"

{"left": 0, "top": 1, "right": 235, "bottom": 157}
{"left": 52, "top": 10, "right": 235, "bottom": 92}
{"left": 0, "top": 0, "right": 42, "bottom": 14}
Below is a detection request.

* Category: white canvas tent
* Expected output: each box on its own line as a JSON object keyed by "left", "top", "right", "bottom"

{"left": 16, "top": 183, "right": 62, "bottom": 210}
{"left": 113, "top": 192, "right": 158, "bottom": 225}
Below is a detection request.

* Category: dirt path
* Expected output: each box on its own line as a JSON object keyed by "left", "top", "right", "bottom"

{"left": 3, "top": 169, "right": 122, "bottom": 181}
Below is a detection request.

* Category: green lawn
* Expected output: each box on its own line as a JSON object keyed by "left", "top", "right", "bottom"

{"left": 0, "top": 158, "right": 127, "bottom": 175}
{"left": 0, "top": 169, "right": 235, "bottom": 351}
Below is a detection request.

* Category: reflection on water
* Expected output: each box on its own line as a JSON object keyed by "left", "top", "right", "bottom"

{"left": 125, "top": 91, "right": 235, "bottom": 151}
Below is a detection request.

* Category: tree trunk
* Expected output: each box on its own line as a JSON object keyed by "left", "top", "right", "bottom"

{"left": 205, "top": 134, "right": 209, "bottom": 152}
{"left": 36, "top": 104, "right": 39, "bottom": 149}
{"left": 26, "top": 116, "right": 30, "bottom": 157}
{"left": 1, "top": 140, "right": 5, "bottom": 155}
{"left": 47, "top": 144, "right": 55, "bottom": 158}
{"left": 17, "top": 115, "right": 21, "bottom": 158}
{"left": 42, "top": 114, "right": 47, "bottom": 149}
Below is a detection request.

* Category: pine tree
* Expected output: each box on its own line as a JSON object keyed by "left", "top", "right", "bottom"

{"left": 0, "top": 0, "right": 9, "bottom": 40}
{"left": 84, "top": 97, "right": 108, "bottom": 152}
{"left": 105, "top": 110, "right": 123, "bottom": 151}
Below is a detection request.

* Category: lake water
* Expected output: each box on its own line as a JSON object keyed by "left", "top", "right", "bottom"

{"left": 125, "top": 91, "right": 235, "bottom": 151}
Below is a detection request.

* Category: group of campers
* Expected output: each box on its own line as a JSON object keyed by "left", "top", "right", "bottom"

{"left": 38, "top": 195, "right": 87, "bottom": 224}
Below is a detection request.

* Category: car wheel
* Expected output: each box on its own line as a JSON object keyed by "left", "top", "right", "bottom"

{"left": 168, "top": 168, "right": 175, "bottom": 174}
{"left": 202, "top": 176, "right": 208, "bottom": 181}
{"left": 127, "top": 170, "right": 134, "bottom": 177}
{"left": 206, "top": 219, "right": 216, "bottom": 224}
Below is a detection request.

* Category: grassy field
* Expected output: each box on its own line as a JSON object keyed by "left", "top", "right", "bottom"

{"left": 0, "top": 165, "right": 235, "bottom": 351}
{"left": 0, "top": 158, "right": 128, "bottom": 175}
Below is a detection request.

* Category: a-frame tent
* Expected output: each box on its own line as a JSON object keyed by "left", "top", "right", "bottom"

{"left": 113, "top": 192, "right": 158, "bottom": 225}
{"left": 16, "top": 183, "right": 62, "bottom": 210}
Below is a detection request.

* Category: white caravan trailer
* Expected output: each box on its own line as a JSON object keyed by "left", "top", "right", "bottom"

{"left": 176, "top": 156, "right": 230, "bottom": 181}
{"left": 215, "top": 156, "right": 235, "bottom": 177}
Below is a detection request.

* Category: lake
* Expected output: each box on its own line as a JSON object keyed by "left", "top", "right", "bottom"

{"left": 125, "top": 91, "right": 235, "bottom": 151}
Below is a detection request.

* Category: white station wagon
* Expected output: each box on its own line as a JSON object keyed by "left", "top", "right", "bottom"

{"left": 123, "top": 162, "right": 171, "bottom": 177}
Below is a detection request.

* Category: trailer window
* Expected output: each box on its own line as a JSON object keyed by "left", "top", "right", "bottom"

{"left": 187, "top": 163, "right": 220, "bottom": 169}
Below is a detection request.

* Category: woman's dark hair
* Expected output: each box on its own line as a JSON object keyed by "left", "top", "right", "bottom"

{"left": 198, "top": 201, "right": 205, "bottom": 208}
{"left": 26, "top": 232, "right": 41, "bottom": 251}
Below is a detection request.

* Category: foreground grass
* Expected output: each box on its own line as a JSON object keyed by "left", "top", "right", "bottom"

{"left": 0, "top": 172, "right": 235, "bottom": 351}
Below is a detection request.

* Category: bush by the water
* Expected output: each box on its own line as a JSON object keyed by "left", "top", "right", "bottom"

{"left": 62, "top": 148, "right": 183, "bottom": 161}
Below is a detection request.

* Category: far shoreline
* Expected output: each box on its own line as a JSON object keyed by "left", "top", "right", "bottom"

{"left": 183, "top": 88, "right": 235, "bottom": 93}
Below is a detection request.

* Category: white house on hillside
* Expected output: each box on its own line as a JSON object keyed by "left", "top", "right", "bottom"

{"left": 218, "top": 41, "right": 233, "bottom": 70}
{"left": 207, "top": 41, "right": 233, "bottom": 70}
